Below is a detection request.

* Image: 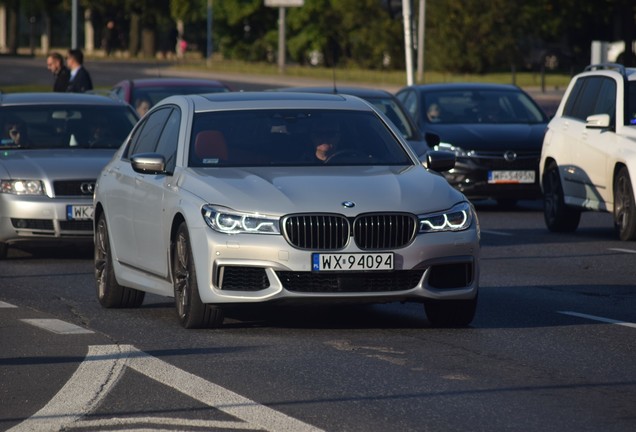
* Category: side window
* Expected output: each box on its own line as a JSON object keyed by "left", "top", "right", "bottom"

{"left": 127, "top": 107, "right": 172, "bottom": 157}
{"left": 562, "top": 79, "right": 584, "bottom": 118}
{"left": 593, "top": 78, "right": 616, "bottom": 122}
{"left": 155, "top": 108, "right": 181, "bottom": 173}
{"left": 565, "top": 77, "right": 603, "bottom": 121}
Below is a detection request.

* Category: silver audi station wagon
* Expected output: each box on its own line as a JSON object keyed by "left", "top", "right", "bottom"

{"left": 0, "top": 93, "right": 138, "bottom": 258}
{"left": 93, "top": 92, "right": 480, "bottom": 328}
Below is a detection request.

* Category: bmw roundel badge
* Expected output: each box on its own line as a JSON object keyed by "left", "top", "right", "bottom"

{"left": 342, "top": 201, "right": 355, "bottom": 208}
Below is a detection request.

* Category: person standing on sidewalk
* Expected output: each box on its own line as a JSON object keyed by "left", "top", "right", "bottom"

{"left": 46, "top": 52, "right": 70, "bottom": 92}
{"left": 66, "top": 49, "right": 93, "bottom": 93}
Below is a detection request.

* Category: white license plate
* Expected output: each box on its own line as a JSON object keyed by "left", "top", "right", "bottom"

{"left": 312, "top": 253, "right": 394, "bottom": 271}
{"left": 488, "top": 170, "right": 536, "bottom": 184}
{"left": 66, "top": 205, "right": 94, "bottom": 220}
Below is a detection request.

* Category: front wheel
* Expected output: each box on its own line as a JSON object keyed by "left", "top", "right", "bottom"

{"left": 424, "top": 296, "right": 477, "bottom": 328}
{"left": 173, "top": 222, "right": 224, "bottom": 329}
{"left": 614, "top": 167, "right": 636, "bottom": 241}
{"left": 95, "top": 214, "right": 145, "bottom": 308}
{"left": 542, "top": 162, "right": 581, "bottom": 232}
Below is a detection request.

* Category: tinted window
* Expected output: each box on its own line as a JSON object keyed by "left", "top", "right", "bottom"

{"left": 127, "top": 107, "right": 172, "bottom": 156}
{"left": 627, "top": 81, "right": 636, "bottom": 126}
{"left": 155, "top": 108, "right": 181, "bottom": 172}
{"left": 567, "top": 77, "right": 603, "bottom": 121}
{"left": 188, "top": 109, "right": 412, "bottom": 167}
{"left": 365, "top": 96, "right": 418, "bottom": 140}
{"left": 0, "top": 105, "right": 137, "bottom": 150}
{"left": 593, "top": 78, "right": 616, "bottom": 123}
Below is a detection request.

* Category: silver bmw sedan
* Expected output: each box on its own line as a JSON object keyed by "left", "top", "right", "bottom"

{"left": 94, "top": 92, "right": 480, "bottom": 329}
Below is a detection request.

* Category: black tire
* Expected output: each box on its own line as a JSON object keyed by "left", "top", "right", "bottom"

{"left": 173, "top": 223, "right": 224, "bottom": 329}
{"left": 542, "top": 162, "right": 581, "bottom": 232}
{"left": 0, "top": 242, "right": 7, "bottom": 260}
{"left": 424, "top": 296, "right": 477, "bottom": 328}
{"left": 613, "top": 166, "right": 636, "bottom": 241}
{"left": 94, "top": 214, "right": 145, "bottom": 308}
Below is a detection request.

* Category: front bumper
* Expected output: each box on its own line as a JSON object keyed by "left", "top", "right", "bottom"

{"left": 0, "top": 193, "right": 93, "bottom": 245}
{"left": 443, "top": 155, "right": 542, "bottom": 200}
{"left": 189, "top": 225, "right": 480, "bottom": 305}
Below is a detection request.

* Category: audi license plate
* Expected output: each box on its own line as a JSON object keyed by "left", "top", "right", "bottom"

{"left": 488, "top": 170, "right": 535, "bottom": 184}
{"left": 67, "top": 205, "right": 94, "bottom": 221}
{"left": 312, "top": 253, "right": 394, "bottom": 271}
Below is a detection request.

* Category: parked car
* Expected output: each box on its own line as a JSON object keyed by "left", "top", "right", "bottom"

{"left": 93, "top": 92, "right": 480, "bottom": 329}
{"left": 540, "top": 63, "right": 636, "bottom": 240}
{"left": 273, "top": 86, "right": 437, "bottom": 156}
{"left": 0, "top": 92, "right": 139, "bottom": 259}
{"left": 396, "top": 83, "right": 549, "bottom": 206}
{"left": 110, "top": 77, "right": 231, "bottom": 116}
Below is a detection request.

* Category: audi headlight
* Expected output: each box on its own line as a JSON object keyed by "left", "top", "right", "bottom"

{"left": 0, "top": 179, "right": 45, "bottom": 195}
{"left": 202, "top": 205, "right": 280, "bottom": 235}
{"left": 433, "top": 142, "right": 474, "bottom": 158}
{"left": 419, "top": 202, "right": 474, "bottom": 233}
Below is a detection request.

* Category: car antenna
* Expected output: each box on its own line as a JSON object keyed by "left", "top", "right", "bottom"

{"left": 332, "top": 67, "right": 338, "bottom": 93}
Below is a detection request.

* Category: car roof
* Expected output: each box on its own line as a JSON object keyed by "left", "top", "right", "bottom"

{"left": 0, "top": 92, "right": 131, "bottom": 107}
{"left": 115, "top": 77, "right": 228, "bottom": 88}
{"left": 401, "top": 83, "right": 524, "bottom": 93}
{"left": 162, "top": 91, "right": 374, "bottom": 111}
{"left": 276, "top": 86, "right": 394, "bottom": 98}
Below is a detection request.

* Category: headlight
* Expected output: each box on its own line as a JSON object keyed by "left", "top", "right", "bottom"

{"left": 433, "top": 142, "right": 474, "bottom": 158}
{"left": 202, "top": 205, "right": 280, "bottom": 235}
{"left": 0, "top": 179, "right": 46, "bottom": 195}
{"left": 419, "top": 202, "right": 474, "bottom": 233}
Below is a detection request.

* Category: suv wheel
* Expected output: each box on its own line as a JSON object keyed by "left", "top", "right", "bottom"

{"left": 613, "top": 167, "right": 636, "bottom": 240}
{"left": 543, "top": 162, "right": 581, "bottom": 232}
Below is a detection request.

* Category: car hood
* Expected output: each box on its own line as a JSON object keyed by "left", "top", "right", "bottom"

{"left": 427, "top": 123, "right": 547, "bottom": 151}
{"left": 181, "top": 165, "right": 465, "bottom": 216}
{"left": 0, "top": 149, "right": 116, "bottom": 180}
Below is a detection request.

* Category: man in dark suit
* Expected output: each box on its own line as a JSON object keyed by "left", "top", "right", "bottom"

{"left": 66, "top": 49, "right": 93, "bottom": 93}
{"left": 46, "top": 52, "right": 70, "bottom": 92}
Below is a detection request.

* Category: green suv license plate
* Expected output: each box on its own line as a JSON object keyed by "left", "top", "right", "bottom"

{"left": 312, "top": 253, "right": 394, "bottom": 271}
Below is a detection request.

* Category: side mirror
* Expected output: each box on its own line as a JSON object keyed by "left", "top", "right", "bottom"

{"left": 585, "top": 113, "right": 611, "bottom": 129}
{"left": 425, "top": 150, "right": 456, "bottom": 173}
{"left": 131, "top": 153, "right": 166, "bottom": 175}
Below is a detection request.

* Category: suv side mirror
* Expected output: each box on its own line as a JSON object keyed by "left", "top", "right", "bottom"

{"left": 586, "top": 114, "right": 611, "bottom": 129}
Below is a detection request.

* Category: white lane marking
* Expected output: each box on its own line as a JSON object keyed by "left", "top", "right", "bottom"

{"left": 0, "top": 301, "right": 18, "bottom": 308}
{"left": 558, "top": 311, "right": 636, "bottom": 329}
{"left": 608, "top": 248, "right": 636, "bottom": 254}
{"left": 481, "top": 230, "right": 513, "bottom": 236}
{"left": 125, "top": 345, "right": 324, "bottom": 432}
{"left": 8, "top": 345, "right": 129, "bottom": 432}
{"left": 10, "top": 344, "right": 324, "bottom": 432}
{"left": 72, "top": 416, "right": 260, "bottom": 430}
{"left": 20, "top": 319, "right": 94, "bottom": 334}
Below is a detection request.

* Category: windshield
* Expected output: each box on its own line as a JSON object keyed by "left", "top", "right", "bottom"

{"left": 0, "top": 105, "right": 137, "bottom": 150}
{"left": 189, "top": 109, "right": 413, "bottom": 167}
{"left": 422, "top": 89, "right": 548, "bottom": 125}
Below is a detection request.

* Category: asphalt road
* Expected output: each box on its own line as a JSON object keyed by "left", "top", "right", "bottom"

{"left": 1, "top": 201, "right": 635, "bottom": 432}
{"left": 0, "top": 55, "right": 565, "bottom": 116}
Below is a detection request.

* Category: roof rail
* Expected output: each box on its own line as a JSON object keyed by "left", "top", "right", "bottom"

{"left": 584, "top": 63, "right": 627, "bottom": 76}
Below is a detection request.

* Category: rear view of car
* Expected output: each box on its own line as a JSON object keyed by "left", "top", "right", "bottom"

{"left": 0, "top": 93, "right": 138, "bottom": 258}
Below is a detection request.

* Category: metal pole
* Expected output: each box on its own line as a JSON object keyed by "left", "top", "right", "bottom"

{"left": 278, "top": 7, "right": 286, "bottom": 74}
{"left": 416, "top": 0, "right": 425, "bottom": 83}
{"left": 402, "top": 0, "right": 414, "bottom": 85}
{"left": 71, "top": 0, "right": 78, "bottom": 49}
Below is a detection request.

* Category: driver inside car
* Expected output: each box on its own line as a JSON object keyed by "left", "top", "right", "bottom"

{"left": 306, "top": 120, "right": 341, "bottom": 163}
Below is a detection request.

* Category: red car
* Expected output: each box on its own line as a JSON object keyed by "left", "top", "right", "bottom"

{"left": 110, "top": 77, "right": 231, "bottom": 116}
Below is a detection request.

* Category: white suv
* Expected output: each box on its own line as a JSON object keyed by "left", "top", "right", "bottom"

{"left": 540, "top": 63, "right": 636, "bottom": 240}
